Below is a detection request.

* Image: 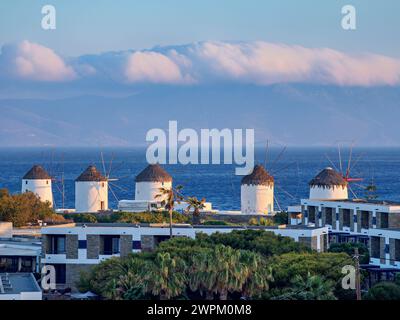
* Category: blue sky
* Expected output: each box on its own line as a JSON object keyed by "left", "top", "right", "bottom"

{"left": 0, "top": 0, "right": 399, "bottom": 57}
{"left": 1, "top": 1, "right": 400, "bottom": 146}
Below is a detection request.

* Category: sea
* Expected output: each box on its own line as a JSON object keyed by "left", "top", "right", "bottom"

{"left": 1, "top": 147, "right": 400, "bottom": 211}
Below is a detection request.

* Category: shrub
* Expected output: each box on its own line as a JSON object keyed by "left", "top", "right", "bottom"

{"left": 365, "top": 282, "right": 400, "bottom": 300}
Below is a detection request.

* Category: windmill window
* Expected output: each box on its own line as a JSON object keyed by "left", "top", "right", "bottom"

{"left": 102, "top": 182, "right": 105, "bottom": 188}
{"left": 46, "top": 180, "right": 49, "bottom": 185}
{"left": 25, "top": 181, "right": 28, "bottom": 185}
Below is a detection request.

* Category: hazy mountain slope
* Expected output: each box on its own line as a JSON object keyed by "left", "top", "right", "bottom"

{"left": 0, "top": 84, "right": 399, "bottom": 146}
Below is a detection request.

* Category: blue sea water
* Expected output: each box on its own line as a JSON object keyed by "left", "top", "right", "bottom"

{"left": 1, "top": 147, "right": 400, "bottom": 211}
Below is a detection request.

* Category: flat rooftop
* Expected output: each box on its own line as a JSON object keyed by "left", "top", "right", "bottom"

{"left": 0, "top": 273, "right": 41, "bottom": 295}
{"left": 64, "top": 223, "right": 324, "bottom": 230}
{"left": 304, "top": 198, "right": 400, "bottom": 206}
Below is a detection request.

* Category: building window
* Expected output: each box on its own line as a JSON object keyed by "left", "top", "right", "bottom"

{"left": 308, "top": 206, "right": 316, "bottom": 223}
{"left": 78, "top": 240, "right": 87, "bottom": 249}
{"left": 325, "top": 208, "right": 333, "bottom": 225}
{"left": 342, "top": 209, "right": 351, "bottom": 227}
{"left": 371, "top": 236, "right": 380, "bottom": 259}
{"left": 100, "top": 201, "right": 105, "bottom": 211}
{"left": 25, "top": 181, "right": 28, "bottom": 185}
{"left": 132, "top": 241, "right": 141, "bottom": 250}
{"left": 395, "top": 239, "right": 400, "bottom": 262}
{"left": 49, "top": 235, "right": 66, "bottom": 254}
{"left": 361, "top": 211, "right": 370, "bottom": 229}
{"left": 20, "top": 257, "right": 34, "bottom": 272}
{"left": 53, "top": 264, "right": 66, "bottom": 285}
{"left": 380, "top": 213, "right": 389, "bottom": 229}
{"left": 100, "top": 235, "right": 120, "bottom": 255}
{"left": 0, "top": 257, "right": 19, "bottom": 272}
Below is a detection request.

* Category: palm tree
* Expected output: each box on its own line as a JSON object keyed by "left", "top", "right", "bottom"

{"left": 156, "top": 185, "right": 184, "bottom": 238}
{"left": 271, "top": 272, "right": 336, "bottom": 300}
{"left": 189, "top": 245, "right": 244, "bottom": 300}
{"left": 239, "top": 250, "right": 273, "bottom": 299}
{"left": 143, "top": 252, "right": 187, "bottom": 300}
{"left": 185, "top": 197, "right": 206, "bottom": 225}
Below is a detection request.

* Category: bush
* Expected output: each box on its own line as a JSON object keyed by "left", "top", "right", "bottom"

{"left": 196, "top": 229, "right": 310, "bottom": 257}
{"left": 274, "top": 211, "right": 288, "bottom": 225}
{"left": 328, "top": 242, "right": 370, "bottom": 264}
{"left": 267, "top": 252, "right": 354, "bottom": 300}
{"left": 365, "top": 282, "right": 400, "bottom": 300}
{"left": 201, "top": 220, "right": 228, "bottom": 226}
{"left": 64, "top": 211, "right": 190, "bottom": 224}
{"left": 0, "top": 189, "right": 56, "bottom": 227}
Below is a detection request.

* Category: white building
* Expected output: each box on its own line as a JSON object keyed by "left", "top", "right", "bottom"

{"left": 41, "top": 223, "right": 328, "bottom": 290}
{"left": 134, "top": 164, "right": 172, "bottom": 203}
{"left": 0, "top": 273, "right": 42, "bottom": 300}
{"left": 299, "top": 197, "right": 400, "bottom": 270}
{"left": 241, "top": 165, "right": 274, "bottom": 215}
{"left": 21, "top": 165, "right": 53, "bottom": 207}
{"left": 309, "top": 167, "right": 348, "bottom": 200}
{"left": 75, "top": 165, "right": 108, "bottom": 213}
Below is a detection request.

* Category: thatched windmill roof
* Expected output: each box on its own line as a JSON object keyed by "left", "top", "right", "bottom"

{"left": 76, "top": 165, "right": 107, "bottom": 182}
{"left": 135, "top": 164, "right": 172, "bottom": 183}
{"left": 241, "top": 165, "right": 274, "bottom": 186}
{"left": 309, "top": 167, "right": 347, "bottom": 188}
{"left": 23, "top": 165, "right": 51, "bottom": 180}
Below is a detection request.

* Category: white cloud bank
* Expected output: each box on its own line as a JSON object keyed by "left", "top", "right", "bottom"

{"left": 1, "top": 40, "right": 400, "bottom": 86}
{"left": 125, "top": 51, "right": 193, "bottom": 84}
{"left": 0, "top": 41, "right": 76, "bottom": 81}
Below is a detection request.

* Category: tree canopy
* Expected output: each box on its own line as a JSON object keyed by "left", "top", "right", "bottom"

{"left": 0, "top": 189, "right": 62, "bottom": 227}
{"left": 79, "top": 230, "right": 352, "bottom": 300}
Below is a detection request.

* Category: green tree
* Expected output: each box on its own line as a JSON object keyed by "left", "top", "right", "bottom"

{"left": 365, "top": 282, "right": 400, "bottom": 300}
{"left": 0, "top": 190, "right": 58, "bottom": 227}
{"left": 198, "top": 229, "right": 310, "bottom": 257}
{"left": 188, "top": 245, "right": 271, "bottom": 300}
{"left": 185, "top": 196, "right": 206, "bottom": 224}
{"left": 143, "top": 252, "right": 187, "bottom": 300}
{"left": 271, "top": 273, "right": 336, "bottom": 300}
{"left": 328, "top": 242, "right": 370, "bottom": 264}
{"left": 267, "top": 252, "right": 354, "bottom": 299}
{"left": 156, "top": 185, "right": 184, "bottom": 238}
{"left": 239, "top": 250, "right": 273, "bottom": 299}
{"left": 274, "top": 211, "right": 288, "bottom": 225}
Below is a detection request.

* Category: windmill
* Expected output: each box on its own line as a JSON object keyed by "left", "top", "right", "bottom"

{"left": 264, "top": 140, "right": 301, "bottom": 212}
{"left": 324, "top": 141, "right": 377, "bottom": 200}
{"left": 99, "top": 151, "right": 132, "bottom": 209}
{"left": 238, "top": 139, "right": 301, "bottom": 216}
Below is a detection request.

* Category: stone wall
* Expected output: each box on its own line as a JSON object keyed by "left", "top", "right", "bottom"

{"left": 41, "top": 235, "right": 50, "bottom": 257}
{"left": 389, "top": 238, "right": 396, "bottom": 266}
{"left": 389, "top": 212, "right": 400, "bottom": 229}
{"left": 339, "top": 209, "right": 344, "bottom": 230}
{"left": 380, "top": 237, "right": 386, "bottom": 264}
{"left": 141, "top": 235, "right": 155, "bottom": 252}
{"left": 66, "top": 264, "right": 95, "bottom": 292}
{"left": 87, "top": 235, "right": 100, "bottom": 259}
{"left": 66, "top": 234, "right": 78, "bottom": 259}
{"left": 120, "top": 234, "right": 133, "bottom": 257}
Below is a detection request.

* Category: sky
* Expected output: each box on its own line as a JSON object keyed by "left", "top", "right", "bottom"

{"left": 0, "top": 0, "right": 399, "bottom": 57}
{"left": 1, "top": 1, "right": 400, "bottom": 147}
